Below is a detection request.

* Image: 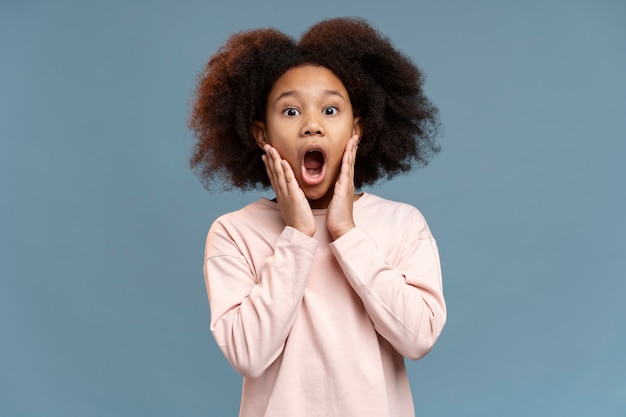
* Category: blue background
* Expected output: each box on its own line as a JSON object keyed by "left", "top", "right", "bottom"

{"left": 2, "top": 0, "right": 625, "bottom": 416}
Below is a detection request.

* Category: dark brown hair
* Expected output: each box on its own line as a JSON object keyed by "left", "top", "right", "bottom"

{"left": 189, "top": 17, "right": 440, "bottom": 190}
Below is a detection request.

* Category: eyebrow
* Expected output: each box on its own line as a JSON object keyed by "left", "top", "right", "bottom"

{"left": 274, "top": 89, "right": 346, "bottom": 103}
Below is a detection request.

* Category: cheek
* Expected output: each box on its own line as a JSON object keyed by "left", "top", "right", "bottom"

{"left": 266, "top": 120, "right": 293, "bottom": 142}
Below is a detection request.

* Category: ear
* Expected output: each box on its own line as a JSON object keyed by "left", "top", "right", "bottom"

{"left": 252, "top": 121, "right": 268, "bottom": 149}
{"left": 352, "top": 117, "right": 363, "bottom": 144}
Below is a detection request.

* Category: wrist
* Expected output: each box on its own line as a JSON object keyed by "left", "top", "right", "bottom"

{"left": 290, "top": 222, "right": 316, "bottom": 238}
{"left": 330, "top": 223, "right": 355, "bottom": 240}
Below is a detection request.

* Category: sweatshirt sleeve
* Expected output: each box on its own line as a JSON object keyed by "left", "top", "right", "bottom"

{"left": 205, "top": 223, "right": 318, "bottom": 377}
{"left": 329, "top": 211, "right": 446, "bottom": 360}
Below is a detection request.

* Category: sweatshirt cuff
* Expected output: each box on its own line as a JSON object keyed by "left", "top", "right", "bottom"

{"left": 281, "top": 226, "right": 319, "bottom": 254}
{"left": 328, "top": 226, "right": 369, "bottom": 256}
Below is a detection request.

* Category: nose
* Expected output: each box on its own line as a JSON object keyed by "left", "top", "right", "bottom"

{"left": 301, "top": 113, "right": 324, "bottom": 136}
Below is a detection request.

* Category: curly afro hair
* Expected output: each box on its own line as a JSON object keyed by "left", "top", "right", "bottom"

{"left": 189, "top": 17, "right": 440, "bottom": 191}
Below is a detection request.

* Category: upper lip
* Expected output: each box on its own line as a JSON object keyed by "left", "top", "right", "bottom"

{"left": 301, "top": 144, "right": 326, "bottom": 163}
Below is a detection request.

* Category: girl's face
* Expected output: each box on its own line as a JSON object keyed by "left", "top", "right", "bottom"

{"left": 253, "top": 65, "right": 362, "bottom": 208}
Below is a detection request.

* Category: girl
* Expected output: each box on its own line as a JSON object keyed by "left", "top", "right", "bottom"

{"left": 189, "top": 17, "right": 446, "bottom": 417}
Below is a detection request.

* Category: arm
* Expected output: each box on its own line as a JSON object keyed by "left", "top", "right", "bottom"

{"left": 329, "top": 216, "right": 446, "bottom": 360}
{"left": 205, "top": 224, "right": 318, "bottom": 377}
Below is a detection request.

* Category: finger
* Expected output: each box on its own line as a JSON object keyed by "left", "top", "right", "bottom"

{"left": 262, "top": 153, "right": 280, "bottom": 194}
{"left": 265, "top": 144, "right": 293, "bottom": 199}
{"left": 262, "top": 148, "right": 278, "bottom": 184}
{"left": 339, "top": 136, "right": 357, "bottom": 186}
{"left": 270, "top": 147, "right": 290, "bottom": 195}
{"left": 263, "top": 146, "right": 285, "bottom": 196}
{"left": 281, "top": 159, "right": 299, "bottom": 193}
{"left": 349, "top": 135, "right": 359, "bottom": 178}
{"left": 351, "top": 135, "right": 359, "bottom": 163}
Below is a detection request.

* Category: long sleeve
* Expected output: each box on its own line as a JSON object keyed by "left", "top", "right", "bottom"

{"left": 205, "top": 223, "right": 318, "bottom": 377}
{"left": 329, "top": 208, "right": 446, "bottom": 360}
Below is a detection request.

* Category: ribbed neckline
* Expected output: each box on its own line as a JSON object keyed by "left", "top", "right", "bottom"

{"left": 258, "top": 192, "right": 369, "bottom": 216}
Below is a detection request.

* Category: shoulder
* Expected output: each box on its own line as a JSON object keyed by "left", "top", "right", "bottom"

{"left": 208, "top": 199, "right": 282, "bottom": 242}
{"left": 356, "top": 193, "right": 432, "bottom": 239}
{"left": 357, "top": 192, "right": 426, "bottom": 222}
{"left": 211, "top": 198, "right": 279, "bottom": 229}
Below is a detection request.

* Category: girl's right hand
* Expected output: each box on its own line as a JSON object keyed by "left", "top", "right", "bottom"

{"left": 262, "top": 144, "right": 316, "bottom": 237}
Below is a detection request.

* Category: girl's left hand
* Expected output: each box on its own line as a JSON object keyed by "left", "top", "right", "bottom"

{"left": 326, "top": 135, "right": 359, "bottom": 240}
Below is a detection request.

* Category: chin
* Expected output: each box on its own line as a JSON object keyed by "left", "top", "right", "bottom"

{"left": 304, "top": 188, "right": 333, "bottom": 209}
{"left": 303, "top": 184, "right": 328, "bottom": 199}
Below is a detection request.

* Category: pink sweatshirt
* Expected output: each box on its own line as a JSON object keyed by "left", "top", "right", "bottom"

{"left": 204, "top": 193, "right": 446, "bottom": 417}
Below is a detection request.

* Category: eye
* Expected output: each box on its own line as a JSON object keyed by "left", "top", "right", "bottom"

{"left": 282, "top": 107, "right": 300, "bottom": 117}
{"left": 323, "top": 106, "right": 338, "bottom": 116}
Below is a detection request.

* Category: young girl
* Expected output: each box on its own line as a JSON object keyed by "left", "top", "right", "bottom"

{"left": 189, "top": 17, "right": 446, "bottom": 417}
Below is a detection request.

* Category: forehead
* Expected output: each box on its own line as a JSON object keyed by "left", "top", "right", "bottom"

{"left": 268, "top": 65, "right": 350, "bottom": 100}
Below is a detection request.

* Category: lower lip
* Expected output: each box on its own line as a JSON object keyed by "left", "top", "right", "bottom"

{"left": 301, "top": 164, "right": 326, "bottom": 185}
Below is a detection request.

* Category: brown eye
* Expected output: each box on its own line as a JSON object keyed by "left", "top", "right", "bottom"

{"left": 323, "top": 106, "right": 338, "bottom": 116}
{"left": 283, "top": 108, "right": 300, "bottom": 117}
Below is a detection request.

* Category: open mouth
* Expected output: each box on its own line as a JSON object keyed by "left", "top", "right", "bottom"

{"left": 302, "top": 149, "right": 326, "bottom": 184}
{"left": 304, "top": 150, "right": 324, "bottom": 175}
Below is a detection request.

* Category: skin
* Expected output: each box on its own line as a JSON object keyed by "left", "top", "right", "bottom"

{"left": 252, "top": 65, "right": 362, "bottom": 240}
